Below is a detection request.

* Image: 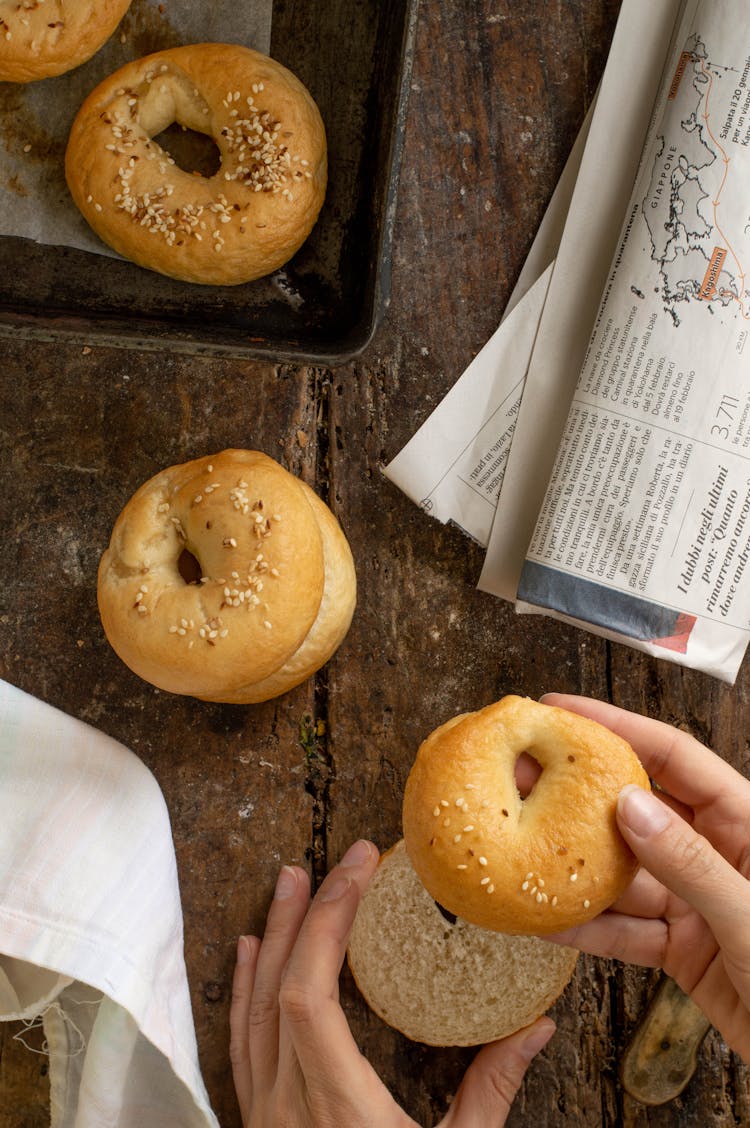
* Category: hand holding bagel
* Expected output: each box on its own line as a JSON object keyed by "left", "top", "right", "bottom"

{"left": 541, "top": 694, "right": 750, "bottom": 1064}
{"left": 229, "top": 841, "right": 556, "bottom": 1128}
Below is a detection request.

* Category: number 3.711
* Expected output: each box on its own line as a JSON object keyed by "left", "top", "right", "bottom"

{"left": 711, "top": 394, "right": 739, "bottom": 441}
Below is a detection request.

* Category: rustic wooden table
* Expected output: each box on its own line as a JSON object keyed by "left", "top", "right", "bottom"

{"left": 2, "top": 1, "right": 749, "bottom": 1125}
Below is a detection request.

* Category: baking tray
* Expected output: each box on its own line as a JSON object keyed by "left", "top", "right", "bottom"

{"left": 0, "top": 0, "right": 418, "bottom": 364}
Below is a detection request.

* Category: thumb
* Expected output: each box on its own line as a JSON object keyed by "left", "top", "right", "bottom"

{"left": 442, "top": 1018, "right": 555, "bottom": 1127}
{"left": 617, "top": 785, "right": 750, "bottom": 951}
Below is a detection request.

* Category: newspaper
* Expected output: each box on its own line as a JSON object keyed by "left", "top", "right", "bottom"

{"left": 385, "top": 0, "right": 682, "bottom": 548}
{"left": 385, "top": 0, "right": 750, "bottom": 683}
{"left": 516, "top": 0, "right": 750, "bottom": 683}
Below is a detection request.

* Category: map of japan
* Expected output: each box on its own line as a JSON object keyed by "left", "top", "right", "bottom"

{"left": 641, "top": 33, "right": 748, "bottom": 325}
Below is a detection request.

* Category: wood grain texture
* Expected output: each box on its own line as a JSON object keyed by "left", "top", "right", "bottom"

{"left": 2, "top": 1, "right": 750, "bottom": 1125}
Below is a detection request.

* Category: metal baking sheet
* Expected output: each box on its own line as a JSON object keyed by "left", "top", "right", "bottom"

{"left": 0, "top": 0, "right": 418, "bottom": 364}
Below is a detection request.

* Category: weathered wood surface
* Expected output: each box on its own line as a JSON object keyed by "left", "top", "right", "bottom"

{"left": 2, "top": 1, "right": 749, "bottom": 1125}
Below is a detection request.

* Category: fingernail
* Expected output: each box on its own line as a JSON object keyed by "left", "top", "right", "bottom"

{"left": 340, "top": 839, "right": 373, "bottom": 867}
{"left": 618, "top": 785, "right": 670, "bottom": 838}
{"left": 319, "top": 876, "right": 351, "bottom": 903}
{"left": 236, "top": 935, "right": 252, "bottom": 965}
{"left": 274, "top": 865, "right": 299, "bottom": 900}
{"left": 519, "top": 1018, "right": 556, "bottom": 1060}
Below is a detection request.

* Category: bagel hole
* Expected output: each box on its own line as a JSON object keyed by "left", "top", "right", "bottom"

{"left": 152, "top": 122, "right": 222, "bottom": 178}
{"left": 178, "top": 547, "right": 203, "bottom": 585}
{"left": 434, "top": 901, "right": 457, "bottom": 927}
{"left": 515, "top": 751, "right": 543, "bottom": 799}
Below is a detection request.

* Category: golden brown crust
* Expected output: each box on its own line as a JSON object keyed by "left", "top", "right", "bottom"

{"left": 204, "top": 481, "right": 357, "bottom": 704}
{"left": 65, "top": 43, "right": 327, "bottom": 285}
{"left": 0, "top": 0, "right": 132, "bottom": 83}
{"left": 97, "top": 450, "right": 356, "bottom": 702}
{"left": 402, "top": 695, "right": 650, "bottom": 935}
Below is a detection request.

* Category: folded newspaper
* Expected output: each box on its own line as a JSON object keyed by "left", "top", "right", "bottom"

{"left": 386, "top": 0, "right": 750, "bottom": 683}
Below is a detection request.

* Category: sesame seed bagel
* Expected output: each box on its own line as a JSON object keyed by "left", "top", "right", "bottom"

{"left": 97, "top": 449, "right": 356, "bottom": 703}
{"left": 347, "top": 841, "right": 579, "bottom": 1046}
{"left": 402, "top": 695, "right": 650, "bottom": 936}
{"left": 0, "top": 0, "right": 131, "bottom": 83}
{"left": 65, "top": 43, "right": 327, "bottom": 285}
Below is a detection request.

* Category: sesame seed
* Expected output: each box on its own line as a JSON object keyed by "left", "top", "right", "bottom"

{"left": 454, "top": 797, "right": 464, "bottom": 807}
{"left": 456, "top": 864, "right": 467, "bottom": 870}
{"left": 570, "top": 872, "right": 578, "bottom": 882}
{"left": 463, "top": 825, "right": 474, "bottom": 832}
{"left": 443, "top": 818, "right": 450, "bottom": 827}
{"left": 583, "top": 899, "right": 591, "bottom": 909}
{"left": 453, "top": 834, "right": 462, "bottom": 844}
{"left": 521, "top": 881, "right": 529, "bottom": 891}
{"left": 264, "top": 620, "right": 272, "bottom": 629}
{"left": 525, "top": 872, "right": 534, "bottom": 881}
{"left": 551, "top": 896, "right": 558, "bottom": 906}
{"left": 536, "top": 892, "right": 543, "bottom": 903}
{"left": 478, "top": 856, "right": 487, "bottom": 866}
{"left": 440, "top": 800, "right": 449, "bottom": 808}
{"left": 480, "top": 877, "right": 490, "bottom": 886}
{"left": 433, "top": 807, "right": 440, "bottom": 817}
{"left": 487, "top": 884, "right": 495, "bottom": 894}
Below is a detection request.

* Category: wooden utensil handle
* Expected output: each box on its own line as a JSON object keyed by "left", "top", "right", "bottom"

{"left": 620, "top": 976, "right": 711, "bottom": 1106}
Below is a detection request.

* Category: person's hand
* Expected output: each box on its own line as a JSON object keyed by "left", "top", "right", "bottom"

{"left": 229, "top": 838, "right": 556, "bottom": 1127}
{"left": 541, "top": 693, "right": 750, "bottom": 1062}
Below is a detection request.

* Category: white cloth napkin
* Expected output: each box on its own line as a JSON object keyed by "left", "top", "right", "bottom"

{"left": 0, "top": 679, "right": 219, "bottom": 1128}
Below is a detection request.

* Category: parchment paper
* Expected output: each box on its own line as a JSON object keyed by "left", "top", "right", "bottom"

{"left": 0, "top": 1, "right": 272, "bottom": 257}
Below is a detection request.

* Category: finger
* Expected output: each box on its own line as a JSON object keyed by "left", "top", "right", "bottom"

{"left": 515, "top": 752, "right": 541, "bottom": 798}
{"left": 229, "top": 934, "right": 261, "bottom": 1123}
{"left": 545, "top": 910, "right": 669, "bottom": 966}
{"left": 249, "top": 865, "right": 311, "bottom": 1091}
{"left": 617, "top": 784, "right": 750, "bottom": 983}
{"left": 608, "top": 866, "right": 670, "bottom": 920}
{"left": 540, "top": 694, "right": 750, "bottom": 811}
{"left": 279, "top": 841, "right": 379, "bottom": 1085}
{"left": 442, "top": 1019, "right": 556, "bottom": 1127}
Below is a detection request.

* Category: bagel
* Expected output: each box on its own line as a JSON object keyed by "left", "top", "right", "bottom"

{"left": 0, "top": 0, "right": 131, "bottom": 83}
{"left": 402, "top": 695, "right": 650, "bottom": 935}
{"left": 65, "top": 43, "right": 327, "bottom": 285}
{"left": 347, "top": 840, "right": 579, "bottom": 1046}
{"left": 97, "top": 450, "right": 356, "bottom": 703}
